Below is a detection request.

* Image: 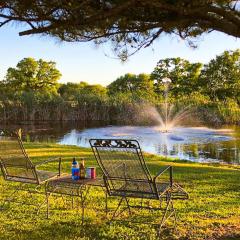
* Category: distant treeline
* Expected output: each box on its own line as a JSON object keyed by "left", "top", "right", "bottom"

{"left": 0, "top": 49, "right": 240, "bottom": 125}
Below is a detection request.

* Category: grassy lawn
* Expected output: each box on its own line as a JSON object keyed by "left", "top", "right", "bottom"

{"left": 0, "top": 142, "right": 239, "bottom": 240}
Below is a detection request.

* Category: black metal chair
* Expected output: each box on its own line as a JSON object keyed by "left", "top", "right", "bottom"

{"left": 90, "top": 138, "right": 188, "bottom": 233}
{"left": 0, "top": 129, "right": 62, "bottom": 211}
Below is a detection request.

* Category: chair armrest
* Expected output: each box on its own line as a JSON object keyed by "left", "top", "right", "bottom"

{"left": 153, "top": 165, "right": 173, "bottom": 187}
{"left": 34, "top": 157, "right": 62, "bottom": 176}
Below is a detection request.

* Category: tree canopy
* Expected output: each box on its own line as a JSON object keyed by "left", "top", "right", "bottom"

{"left": 5, "top": 57, "right": 61, "bottom": 92}
{"left": 199, "top": 50, "right": 240, "bottom": 101}
{"left": 0, "top": 50, "right": 240, "bottom": 123}
{"left": 107, "top": 73, "right": 155, "bottom": 99}
{"left": 151, "top": 58, "right": 202, "bottom": 97}
{"left": 0, "top": 1, "right": 239, "bottom": 59}
{"left": 58, "top": 81, "right": 107, "bottom": 101}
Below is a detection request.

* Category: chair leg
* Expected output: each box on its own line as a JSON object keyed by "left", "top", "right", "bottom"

{"left": 104, "top": 188, "right": 108, "bottom": 217}
{"left": 71, "top": 193, "right": 74, "bottom": 209}
{"left": 80, "top": 190, "right": 84, "bottom": 225}
{"left": 124, "top": 197, "right": 131, "bottom": 215}
{"left": 0, "top": 184, "right": 22, "bottom": 210}
{"left": 1, "top": 183, "right": 47, "bottom": 217}
{"left": 172, "top": 183, "right": 189, "bottom": 199}
{"left": 78, "top": 185, "right": 91, "bottom": 225}
{"left": 158, "top": 193, "right": 176, "bottom": 236}
{"left": 109, "top": 196, "right": 132, "bottom": 222}
{"left": 110, "top": 197, "right": 124, "bottom": 222}
{"left": 36, "top": 197, "right": 47, "bottom": 215}
{"left": 46, "top": 192, "right": 50, "bottom": 219}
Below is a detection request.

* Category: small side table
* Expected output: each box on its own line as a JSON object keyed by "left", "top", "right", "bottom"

{"left": 45, "top": 175, "right": 107, "bottom": 223}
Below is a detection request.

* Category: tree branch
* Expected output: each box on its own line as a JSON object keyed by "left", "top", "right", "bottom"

{"left": 0, "top": 18, "right": 11, "bottom": 27}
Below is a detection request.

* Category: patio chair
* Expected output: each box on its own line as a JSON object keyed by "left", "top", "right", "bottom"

{"left": 89, "top": 138, "right": 188, "bottom": 234}
{"left": 0, "top": 129, "right": 62, "bottom": 211}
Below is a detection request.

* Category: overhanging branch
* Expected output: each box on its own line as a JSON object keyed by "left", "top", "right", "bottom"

{"left": 0, "top": 0, "right": 239, "bottom": 59}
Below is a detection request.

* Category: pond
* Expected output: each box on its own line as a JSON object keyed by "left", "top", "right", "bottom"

{"left": 1, "top": 121, "right": 240, "bottom": 165}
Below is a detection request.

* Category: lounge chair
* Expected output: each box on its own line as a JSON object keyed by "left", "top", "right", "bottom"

{"left": 0, "top": 129, "right": 62, "bottom": 211}
{"left": 90, "top": 138, "right": 188, "bottom": 234}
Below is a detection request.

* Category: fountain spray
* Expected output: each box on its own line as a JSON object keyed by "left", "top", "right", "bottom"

{"left": 162, "top": 77, "right": 172, "bottom": 132}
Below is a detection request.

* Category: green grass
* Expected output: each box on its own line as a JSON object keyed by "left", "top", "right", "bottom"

{"left": 0, "top": 142, "right": 240, "bottom": 240}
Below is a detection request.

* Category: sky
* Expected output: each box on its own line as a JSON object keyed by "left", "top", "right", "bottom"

{"left": 0, "top": 25, "right": 240, "bottom": 86}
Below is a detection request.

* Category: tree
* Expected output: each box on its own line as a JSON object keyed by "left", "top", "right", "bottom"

{"left": 108, "top": 73, "right": 155, "bottom": 99}
{"left": 199, "top": 49, "right": 240, "bottom": 101}
{"left": 58, "top": 82, "right": 87, "bottom": 101}
{"left": 78, "top": 83, "right": 107, "bottom": 97}
{"left": 59, "top": 81, "right": 107, "bottom": 101}
{"left": 151, "top": 58, "right": 202, "bottom": 97}
{"left": 0, "top": 1, "right": 239, "bottom": 59}
{"left": 5, "top": 58, "right": 61, "bottom": 92}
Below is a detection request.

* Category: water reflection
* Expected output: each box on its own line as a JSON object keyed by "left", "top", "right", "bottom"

{"left": 59, "top": 126, "right": 239, "bottom": 164}
{"left": 1, "top": 121, "right": 239, "bottom": 164}
{"left": 0, "top": 121, "right": 107, "bottom": 142}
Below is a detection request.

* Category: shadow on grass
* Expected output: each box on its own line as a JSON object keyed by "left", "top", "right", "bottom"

{"left": 217, "top": 234, "right": 240, "bottom": 240}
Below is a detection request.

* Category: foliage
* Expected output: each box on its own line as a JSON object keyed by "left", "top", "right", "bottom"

{"left": 77, "top": 83, "right": 108, "bottom": 100}
{"left": 0, "top": 1, "right": 240, "bottom": 59}
{"left": 199, "top": 50, "right": 240, "bottom": 101}
{"left": 217, "top": 98, "right": 240, "bottom": 123}
{"left": 5, "top": 58, "right": 61, "bottom": 93}
{"left": 58, "top": 81, "right": 107, "bottom": 101}
{"left": 58, "top": 82, "right": 86, "bottom": 101}
{"left": 151, "top": 57, "right": 202, "bottom": 97}
{"left": 0, "top": 142, "right": 239, "bottom": 240}
{"left": 0, "top": 50, "right": 240, "bottom": 124}
{"left": 108, "top": 73, "right": 155, "bottom": 100}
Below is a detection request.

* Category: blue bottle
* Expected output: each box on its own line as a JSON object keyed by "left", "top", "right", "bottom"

{"left": 71, "top": 157, "right": 80, "bottom": 180}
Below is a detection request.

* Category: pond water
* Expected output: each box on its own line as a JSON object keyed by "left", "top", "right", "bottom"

{"left": 1, "top": 121, "right": 240, "bottom": 165}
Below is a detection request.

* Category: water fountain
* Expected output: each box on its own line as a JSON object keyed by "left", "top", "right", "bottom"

{"left": 155, "top": 77, "right": 191, "bottom": 133}
{"left": 160, "top": 77, "right": 172, "bottom": 132}
{"left": 58, "top": 77, "right": 235, "bottom": 163}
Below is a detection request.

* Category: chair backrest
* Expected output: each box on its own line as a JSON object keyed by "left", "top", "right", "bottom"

{"left": 0, "top": 129, "right": 38, "bottom": 184}
{"left": 90, "top": 139, "right": 158, "bottom": 199}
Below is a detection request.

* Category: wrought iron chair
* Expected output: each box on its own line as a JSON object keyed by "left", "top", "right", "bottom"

{"left": 90, "top": 138, "right": 188, "bottom": 233}
{"left": 0, "top": 129, "right": 62, "bottom": 211}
